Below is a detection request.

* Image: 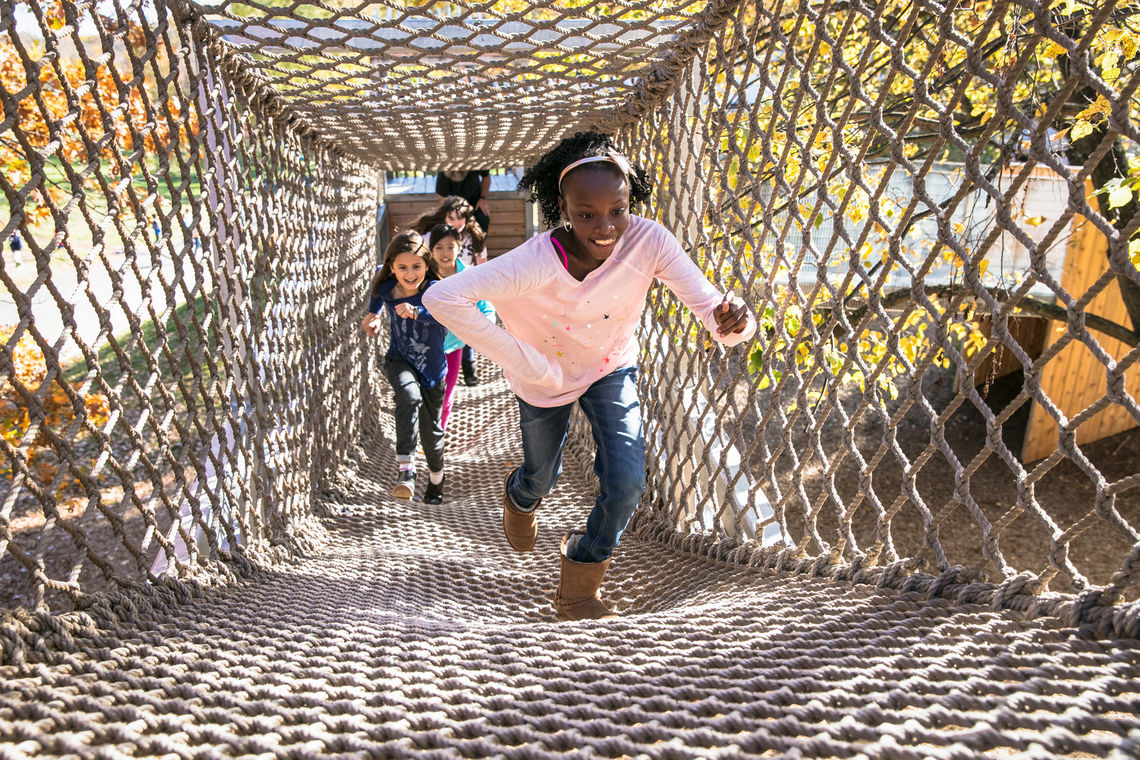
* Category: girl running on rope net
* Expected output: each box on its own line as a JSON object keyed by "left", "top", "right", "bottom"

{"left": 427, "top": 222, "right": 495, "bottom": 431}
{"left": 362, "top": 231, "right": 449, "bottom": 505}
{"left": 425, "top": 132, "right": 756, "bottom": 620}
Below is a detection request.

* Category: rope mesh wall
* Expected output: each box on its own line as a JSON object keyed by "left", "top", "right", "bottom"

{"left": 2, "top": 387, "right": 1138, "bottom": 758}
{"left": 1, "top": 0, "right": 1139, "bottom": 649}
{"left": 2, "top": 0, "right": 1140, "bottom": 755}
{"left": 2, "top": 0, "right": 376, "bottom": 612}
{"left": 7, "top": 395, "right": 1140, "bottom": 758}
{"left": 176, "top": 0, "right": 738, "bottom": 168}
{"left": 617, "top": 0, "right": 1140, "bottom": 630}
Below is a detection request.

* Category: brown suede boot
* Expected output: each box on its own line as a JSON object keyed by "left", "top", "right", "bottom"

{"left": 502, "top": 467, "right": 538, "bottom": 552}
{"left": 553, "top": 533, "right": 616, "bottom": 620}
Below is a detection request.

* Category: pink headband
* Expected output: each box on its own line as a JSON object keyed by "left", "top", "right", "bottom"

{"left": 558, "top": 151, "right": 634, "bottom": 189}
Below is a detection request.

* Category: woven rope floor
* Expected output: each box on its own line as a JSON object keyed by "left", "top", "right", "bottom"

{"left": 2, "top": 369, "right": 1138, "bottom": 759}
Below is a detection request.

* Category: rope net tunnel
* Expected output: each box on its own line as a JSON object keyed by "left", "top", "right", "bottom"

{"left": 1, "top": 0, "right": 1139, "bottom": 756}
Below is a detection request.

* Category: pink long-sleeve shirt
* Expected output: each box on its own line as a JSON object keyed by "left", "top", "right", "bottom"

{"left": 422, "top": 215, "right": 757, "bottom": 407}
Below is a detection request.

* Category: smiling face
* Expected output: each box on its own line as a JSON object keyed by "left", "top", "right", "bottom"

{"left": 391, "top": 250, "right": 428, "bottom": 293}
{"left": 445, "top": 210, "right": 466, "bottom": 232}
{"left": 558, "top": 166, "right": 631, "bottom": 264}
{"left": 431, "top": 236, "right": 460, "bottom": 269}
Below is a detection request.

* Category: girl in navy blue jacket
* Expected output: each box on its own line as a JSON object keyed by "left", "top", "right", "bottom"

{"left": 361, "top": 231, "right": 448, "bottom": 503}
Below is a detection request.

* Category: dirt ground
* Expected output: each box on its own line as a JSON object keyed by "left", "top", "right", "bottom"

{"left": 740, "top": 365, "right": 1140, "bottom": 600}
{"left": 0, "top": 428, "right": 199, "bottom": 613}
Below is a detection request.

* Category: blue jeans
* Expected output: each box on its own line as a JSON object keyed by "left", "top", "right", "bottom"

{"left": 508, "top": 367, "right": 646, "bottom": 563}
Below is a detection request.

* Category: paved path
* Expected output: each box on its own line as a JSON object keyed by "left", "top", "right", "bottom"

{"left": 1, "top": 233, "right": 205, "bottom": 365}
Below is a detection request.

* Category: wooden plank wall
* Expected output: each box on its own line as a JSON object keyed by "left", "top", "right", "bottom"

{"left": 385, "top": 193, "right": 532, "bottom": 258}
{"left": 970, "top": 314, "right": 1049, "bottom": 385}
{"left": 1021, "top": 188, "right": 1140, "bottom": 461}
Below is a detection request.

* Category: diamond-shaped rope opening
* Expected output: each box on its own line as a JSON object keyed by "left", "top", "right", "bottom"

{"left": 1, "top": 0, "right": 1138, "bottom": 641}
{"left": 183, "top": 0, "right": 738, "bottom": 167}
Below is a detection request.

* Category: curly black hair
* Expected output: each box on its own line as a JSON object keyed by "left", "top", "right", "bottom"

{"left": 519, "top": 131, "right": 652, "bottom": 228}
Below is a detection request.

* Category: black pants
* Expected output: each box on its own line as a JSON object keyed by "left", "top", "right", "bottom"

{"left": 383, "top": 356, "right": 445, "bottom": 472}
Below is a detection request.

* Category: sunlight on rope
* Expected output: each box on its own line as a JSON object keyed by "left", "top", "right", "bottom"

{"left": 1, "top": 0, "right": 1137, "bottom": 634}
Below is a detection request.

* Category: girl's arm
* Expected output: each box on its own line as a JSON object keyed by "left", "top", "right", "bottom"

{"left": 653, "top": 227, "right": 757, "bottom": 347}
{"left": 412, "top": 303, "right": 443, "bottom": 326}
{"left": 385, "top": 287, "right": 443, "bottom": 326}
{"left": 422, "top": 251, "right": 562, "bottom": 387}
{"left": 361, "top": 313, "right": 383, "bottom": 335}
{"left": 362, "top": 287, "right": 387, "bottom": 335}
{"left": 475, "top": 297, "right": 495, "bottom": 321}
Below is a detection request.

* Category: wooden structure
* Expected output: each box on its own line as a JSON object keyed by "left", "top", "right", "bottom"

{"left": 970, "top": 315, "right": 1050, "bottom": 386}
{"left": 1021, "top": 193, "right": 1140, "bottom": 461}
{"left": 954, "top": 180, "right": 1138, "bottom": 461}
{"left": 381, "top": 174, "right": 535, "bottom": 259}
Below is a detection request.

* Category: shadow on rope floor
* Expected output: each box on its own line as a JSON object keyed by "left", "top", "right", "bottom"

{"left": 1, "top": 370, "right": 1138, "bottom": 758}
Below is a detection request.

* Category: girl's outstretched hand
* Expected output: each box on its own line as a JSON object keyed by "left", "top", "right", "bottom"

{"left": 361, "top": 313, "right": 382, "bottom": 336}
{"left": 714, "top": 292, "right": 751, "bottom": 337}
{"left": 395, "top": 303, "right": 418, "bottom": 320}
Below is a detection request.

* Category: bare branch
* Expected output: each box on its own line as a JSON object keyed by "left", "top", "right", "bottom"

{"left": 838, "top": 285, "right": 1139, "bottom": 347}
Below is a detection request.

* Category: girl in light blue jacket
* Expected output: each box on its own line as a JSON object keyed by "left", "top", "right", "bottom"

{"left": 426, "top": 223, "right": 495, "bottom": 429}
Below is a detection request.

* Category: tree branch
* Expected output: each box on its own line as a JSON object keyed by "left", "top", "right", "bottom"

{"left": 837, "top": 284, "right": 1139, "bottom": 347}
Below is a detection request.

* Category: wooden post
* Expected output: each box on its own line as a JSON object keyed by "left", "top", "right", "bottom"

{"left": 384, "top": 192, "right": 529, "bottom": 256}
{"left": 1022, "top": 185, "right": 1140, "bottom": 461}
{"left": 375, "top": 171, "right": 388, "bottom": 264}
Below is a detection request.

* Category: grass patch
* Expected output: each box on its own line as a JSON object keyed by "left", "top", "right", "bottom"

{"left": 65, "top": 293, "right": 222, "bottom": 415}
{"left": 5, "top": 155, "right": 203, "bottom": 266}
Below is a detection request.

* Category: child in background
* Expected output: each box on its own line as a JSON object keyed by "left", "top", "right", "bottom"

{"left": 427, "top": 223, "right": 495, "bottom": 430}
{"left": 424, "top": 132, "right": 755, "bottom": 620}
{"left": 435, "top": 170, "right": 491, "bottom": 232}
{"left": 413, "top": 196, "right": 488, "bottom": 386}
{"left": 361, "top": 231, "right": 448, "bottom": 504}
{"left": 413, "top": 195, "right": 488, "bottom": 267}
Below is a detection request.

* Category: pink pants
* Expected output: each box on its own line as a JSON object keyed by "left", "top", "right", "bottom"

{"left": 442, "top": 349, "right": 462, "bottom": 430}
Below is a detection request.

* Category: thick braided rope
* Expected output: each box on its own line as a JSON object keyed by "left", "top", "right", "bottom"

{"left": 2, "top": 0, "right": 1139, "bottom": 670}
{"left": 1, "top": 365, "right": 1138, "bottom": 758}
{"left": 1, "top": 3, "right": 375, "bottom": 614}
{"left": 619, "top": 0, "right": 1140, "bottom": 626}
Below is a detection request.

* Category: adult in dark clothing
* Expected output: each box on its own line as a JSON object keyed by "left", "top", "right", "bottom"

{"left": 436, "top": 171, "right": 491, "bottom": 233}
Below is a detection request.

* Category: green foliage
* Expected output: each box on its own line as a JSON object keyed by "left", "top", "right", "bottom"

{"left": 699, "top": 0, "right": 1138, "bottom": 403}
{"left": 65, "top": 295, "right": 218, "bottom": 401}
